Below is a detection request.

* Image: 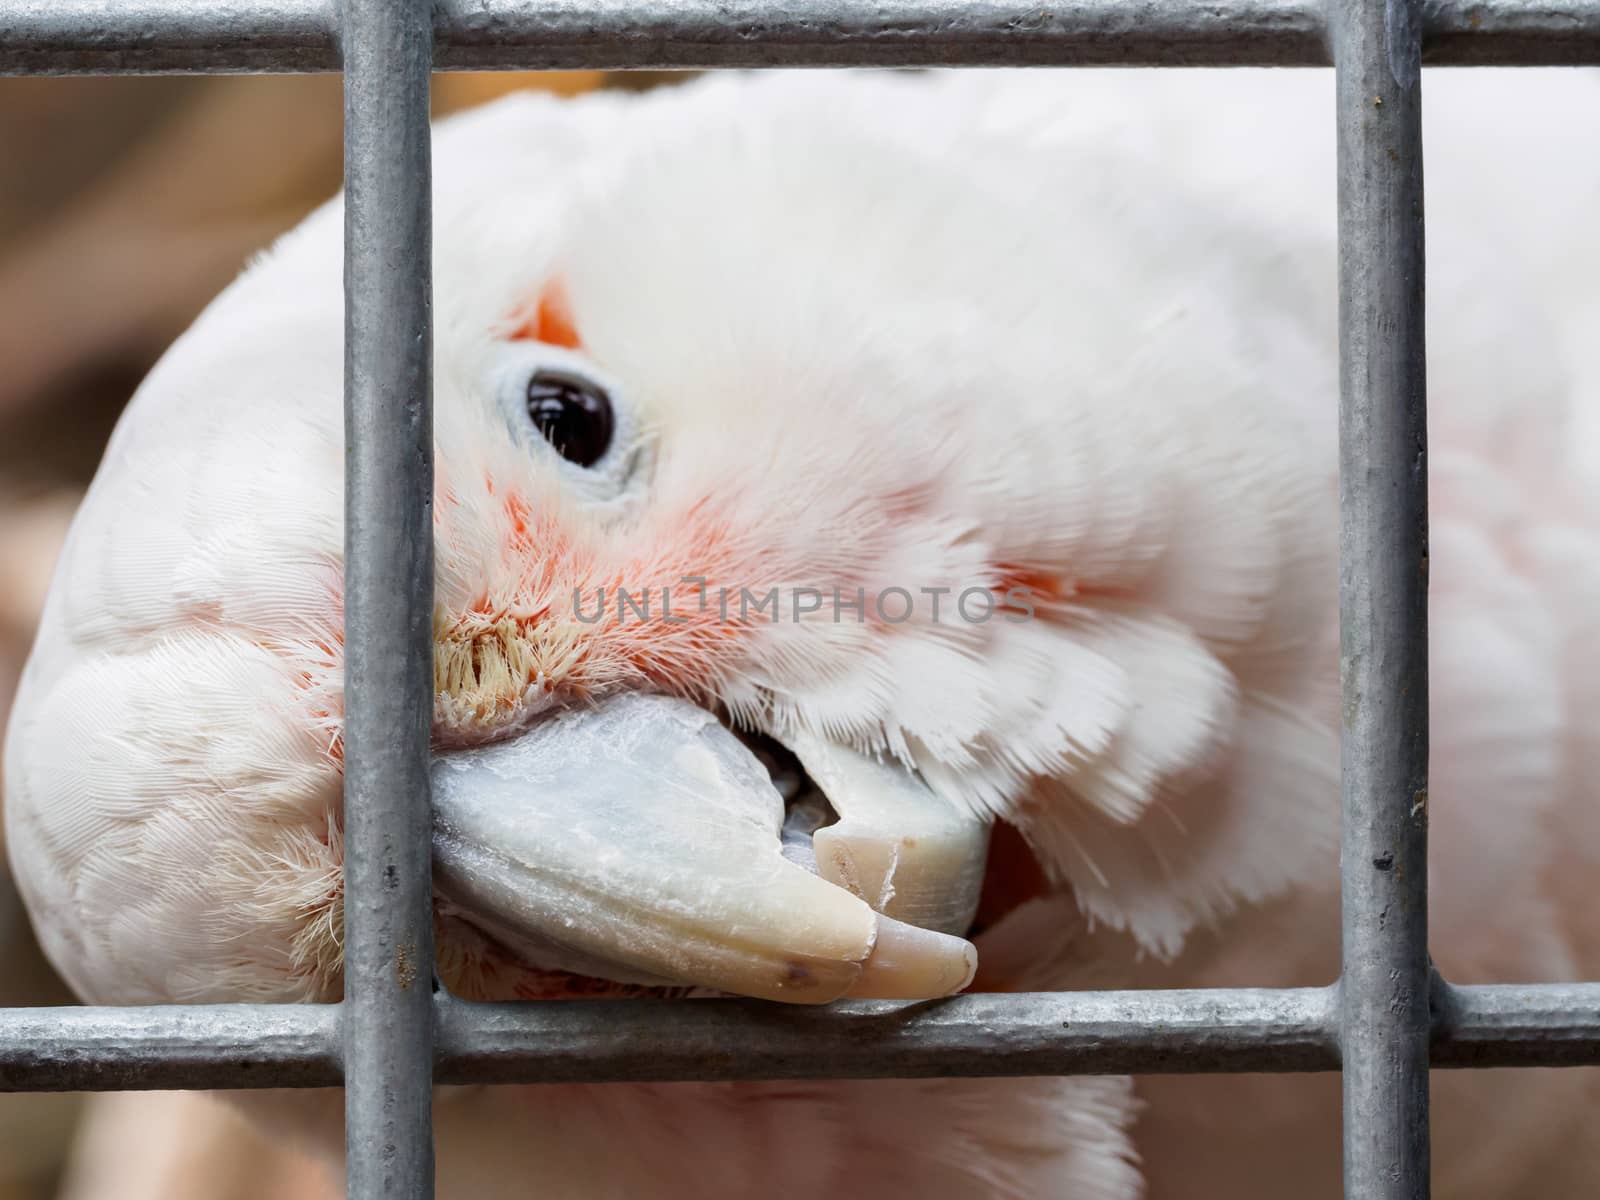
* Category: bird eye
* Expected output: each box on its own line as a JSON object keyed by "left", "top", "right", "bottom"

{"left": 525, "top": 372, "right": 614, "bottom": 468}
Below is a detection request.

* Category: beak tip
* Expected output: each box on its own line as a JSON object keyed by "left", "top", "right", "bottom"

{"left": 845, "top": 915, "right": 979, "bottom": 1001}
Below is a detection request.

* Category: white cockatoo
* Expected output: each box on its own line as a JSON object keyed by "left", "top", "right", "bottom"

{"left": 6, "top": 68, "right": 1599, "bottom": 1199}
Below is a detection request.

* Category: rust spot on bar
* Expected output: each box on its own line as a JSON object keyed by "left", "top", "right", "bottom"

{"left": 396, "top": 942, "right": 418, "bottom": 990}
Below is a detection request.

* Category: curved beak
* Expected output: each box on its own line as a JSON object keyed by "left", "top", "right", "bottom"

{"left": 430, "top": 693, "right": 977, "bottom": 1004}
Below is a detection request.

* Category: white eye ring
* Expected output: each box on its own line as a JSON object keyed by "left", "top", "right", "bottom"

{"left": 490, "top": 342, "right": 646, "bottom": 505}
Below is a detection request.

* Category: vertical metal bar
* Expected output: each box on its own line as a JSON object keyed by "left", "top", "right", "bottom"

{"left": 341, "top": 0, "right": 436, "bottom": 1195}
{"left": 1331, "top": 1, "right": 1430, "bottom": 1197}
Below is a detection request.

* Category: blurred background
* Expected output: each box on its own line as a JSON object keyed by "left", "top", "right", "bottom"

{"left": 0, "top": 68, "right": 679, "bottom": 1200}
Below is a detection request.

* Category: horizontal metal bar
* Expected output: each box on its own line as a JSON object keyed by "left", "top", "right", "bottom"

{"left": 433, "top": 987, "right": 1342, "bottom": 1083}
{"left": 414, "top": 0, "right": 1334, "bottom": 70}
{"left": 0, "top": 0, "right": 337, "bottom": 75}
{"left": 3, "top": 0, "right": 1599, "bottom": 75}
{"left": 1431, "top": 980, "right": 1600, "bottom": 1068}
{"left": 2, "top": 983, "right": 1597, "bottom": 1092}
{"left": 0, "top": 1003, "right": 343, "bottom": 1091}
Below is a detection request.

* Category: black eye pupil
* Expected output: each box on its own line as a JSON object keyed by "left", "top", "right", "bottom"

{"left": 525, "top": 374, "right": 614, "bottom": 468}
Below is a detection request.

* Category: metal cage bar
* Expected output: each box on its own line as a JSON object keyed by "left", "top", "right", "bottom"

{"left": 2, "top": 983, "right": 1599, "bottom": 1092}
{"left": 4, "top": 3, "right": 1600, "bottom": 1200}
{"left": 1332, "top": 1, "right": 1432, "bottom": 1195}
{"left": 340, "top": 0, "right": 437, "bottom": 1192}
{"left": 3, "top": 0, "right": 1600, "bottom": 74}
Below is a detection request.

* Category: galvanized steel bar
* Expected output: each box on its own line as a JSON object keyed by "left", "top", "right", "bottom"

{"left": 434, "top": 988, "right": 1343, "bottom": 1083}
{"left": 340, "top": 0, "right": 436, "bottom": 1195}
{"left": 436, "top": 0, "right": 1329, "bottom": 68}
{"left": 0, "top": 1004, "right": 343, "bottom": 1092}
{"left": 1430, "top": 980, "right": 1600, "bottom": 1068}
{"left": 2, "top": 985, "right": 1598, "bottom": 1092}
{"left": 0, "top": 0, "right": 334, "bottom": 74}
{"left": 1332, "top": 0, "right": 1431, "bottom": 1197}
{"left": 1424, "top": 0, "right": 1600, "bottom": 64}
{"left": 4, "top": 0, "right": 1600, "bottom": 73}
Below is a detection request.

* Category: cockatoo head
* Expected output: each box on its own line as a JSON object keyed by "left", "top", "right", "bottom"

{"left": 8, "top": 75, "right": 1098, "bottom": 1012}
{"left": 410, "top": 78, "right": 1069, "bottom": 1003}
{"left": 6, "top": 72, "right": 1334, "bottom": 1020}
